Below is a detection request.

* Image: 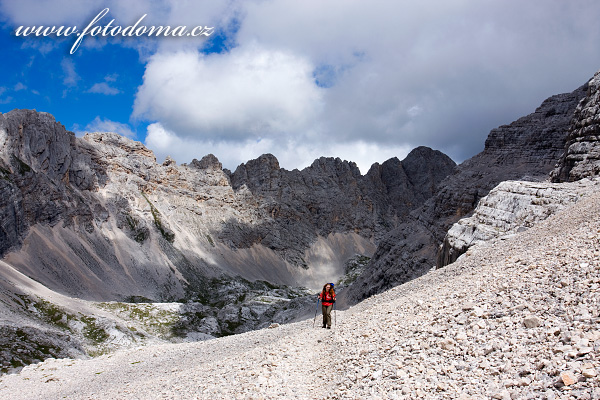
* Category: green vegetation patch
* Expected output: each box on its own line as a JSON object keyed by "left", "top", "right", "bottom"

{"left": 33, "top": 299, "right": 70, "bottom": 330}
{"left": 79, "top": 315, "right": 110, "bottom": 344}
{"left": 337, "top": 255, "right": 371, "bottom": 286}
{"left": 206, "top": 234, "right": 215, "bottom": 247}
{"left": 97, "top": 302, "right": 179, "bottom": 339}
{"left": 126, "top": 215, "right": 149, "bottom": 243}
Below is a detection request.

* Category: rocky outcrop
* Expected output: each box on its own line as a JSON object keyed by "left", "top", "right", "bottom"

{"left": 343, "top": 76, "right": 591, "bottom": 304}
{"left": 552, "top": 70, "right": 600, "bottom": 182}
{"left": 439, "top": 179, "right": 600, "bottom": 266}
{"left": 0, "top": 110, "right": 103, "bottom": 257}
{"left": 429, "top": 82, "right": 589, "bottom": 230}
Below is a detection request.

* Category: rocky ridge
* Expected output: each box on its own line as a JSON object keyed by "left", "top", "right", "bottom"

{"left": 0, "top": 108, "right": 455, "bottom": 369}
{"left": 0, "top": 110, "right": 455, "bottom": 301}
{"left": 1, "top": 182, "right": 598, "bottom": 399}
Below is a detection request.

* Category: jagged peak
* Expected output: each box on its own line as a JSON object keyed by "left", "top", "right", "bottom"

{"left": 190, "top": 154, "right": 223, "bottom": 171}
{"left": 234, "top": 153, "right": 280, "bottom": 172}
{"left": 307, "top": 156, "right": 361, "bottom": 177}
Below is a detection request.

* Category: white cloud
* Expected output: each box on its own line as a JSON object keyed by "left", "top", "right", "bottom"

{"left": 230, "top": 0, "right": 600, "bottom": 161}
{"left": 133, "top": 43, "right": 324, "bottom": 142}
{"left": 87, "top": 82, "right": 120, "bottom": 95}
{"left": 132, "top": 0, "right": 600, "bottom": 169}
{"left": 60, "top": 58, "right": 80, "bottom": 87}
{"left": 82, "top": 116, "right": 136, "bottom": 138}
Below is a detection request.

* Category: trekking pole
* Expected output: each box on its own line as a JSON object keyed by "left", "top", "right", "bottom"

{"left": 334, "top": 302, "right": 336, "bottom": 327}
{"left": 312, "top": 298, "right": 320, "bottom": 328}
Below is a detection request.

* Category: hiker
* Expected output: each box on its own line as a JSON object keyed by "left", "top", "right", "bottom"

{"left": 318, "top": 283, "right": 336, "bottom": 329}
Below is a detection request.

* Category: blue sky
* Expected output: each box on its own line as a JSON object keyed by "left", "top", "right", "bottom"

{"left": 2, "top": 1, "right": 600, "bottom": 173}
{"left": 0, "top": 23, "right": 146, "bottom": 137}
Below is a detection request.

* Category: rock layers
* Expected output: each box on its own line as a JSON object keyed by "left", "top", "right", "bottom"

{"left": 440, "top": 178, "right": 600, "bottom": 264}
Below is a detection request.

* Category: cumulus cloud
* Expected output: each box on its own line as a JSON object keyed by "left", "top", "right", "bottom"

{"left": 82, "top": 116, "right": 136, "bottom": 138}
{"left": 4, "top": 0, "right": 600, "bottom": 171}
{"left": 133, "top": 43, "right": 324, "bottom": 141}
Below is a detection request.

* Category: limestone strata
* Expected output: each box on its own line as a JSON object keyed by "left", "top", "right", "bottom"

{"left": 439, "top": 178, "right": 600, "bottom": 266}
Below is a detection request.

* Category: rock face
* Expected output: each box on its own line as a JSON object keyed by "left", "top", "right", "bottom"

{"left": 552, "top": 69, "right": 600, "bottom": 182}
{"left": 439, "top": 179, "right": 600, "bottom": 264}
{"left": 343, "top": 77, "right": 591, "bottom": 304}
{"left": 0, "top": 109, "right": 458, "bottom": 371}
{"left": 225, "top": 147, "right": 455, "bottom": 268}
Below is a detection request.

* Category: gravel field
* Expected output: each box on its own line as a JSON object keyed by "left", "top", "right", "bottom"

{"left": 1, "top": 191, "right": 599, "bottom": 399}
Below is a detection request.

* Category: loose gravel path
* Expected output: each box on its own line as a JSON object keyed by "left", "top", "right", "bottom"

{"left": 1, "top": 191, "right": 600, "bottom": 399}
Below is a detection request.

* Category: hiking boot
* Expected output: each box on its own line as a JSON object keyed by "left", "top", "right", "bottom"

{"left": 322, "top": 324, "right": 326, "bottom": 328}
{"left": 327, "top": 326, "right": 331, "bottom": 329}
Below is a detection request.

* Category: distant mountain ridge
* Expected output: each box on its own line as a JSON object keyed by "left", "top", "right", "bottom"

{"left": 0, "top": 111, "right": 455, "bottom": 301}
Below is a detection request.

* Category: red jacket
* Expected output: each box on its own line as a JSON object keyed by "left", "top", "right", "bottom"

{"left": 319, "top": 291, "right": 336, "bottom": 306}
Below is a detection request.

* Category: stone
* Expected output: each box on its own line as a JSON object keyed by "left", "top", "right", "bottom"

{"left": 492, "top": 390, "right": 511, "bottom": 399}
{"left": 523, "top": 316, "right": 543, "bottom": 328}
{"left": 438, "top": 339, "right": 454, "bottom": 350}
{"left": 578, "top": 347, "right": 594, "bottom": 356}
{"left": 581, "top": 364, "right": 597, "bottom": 378}
{"left": 560, "top": 371, "right": 577, "bottom": 386}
